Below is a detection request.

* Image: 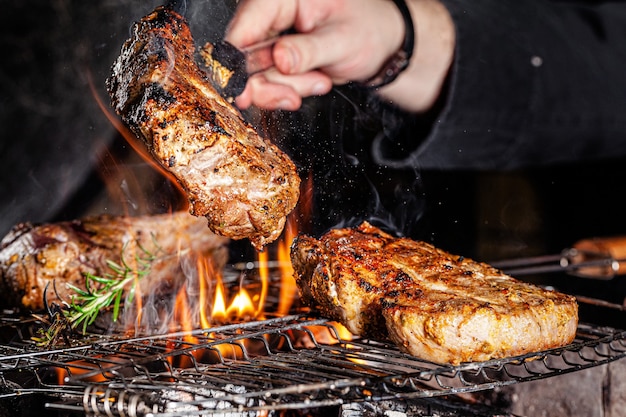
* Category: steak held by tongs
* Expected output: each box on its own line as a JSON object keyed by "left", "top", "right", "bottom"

{"left": 0, "top": 211, "right": 229, "bottom": 311}
{"left": 291, "top": 222, "right": 579, "bottom": 365}
{"left": 106, "top": 6, "right": 300, "bottom": 250}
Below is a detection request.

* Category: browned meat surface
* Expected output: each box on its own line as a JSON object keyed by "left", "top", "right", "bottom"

{"left": 0, "top": 211, "right": 229, "bottom": 311}
{"left": 291, "top": 222, "right": 579, "bottom": 365}
{"left": 106, "top": 6, "right": 300, "bottom": 250}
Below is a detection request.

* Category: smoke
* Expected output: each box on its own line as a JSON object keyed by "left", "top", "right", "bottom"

{"left": 266, "top": 85, "right": 427, "bottom": 239}
{"left": 185, "top": 0, "right": 238, "bottom": 45}
{"left": 120, "top": 250, "right": 220, "bottom": 335}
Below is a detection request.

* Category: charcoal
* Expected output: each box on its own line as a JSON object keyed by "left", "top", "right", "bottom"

{"left": 160, "top": 383, "right": 267, "bottom": 417}
{"left": 340, "top": 397, "right": 515, "bottom": 417}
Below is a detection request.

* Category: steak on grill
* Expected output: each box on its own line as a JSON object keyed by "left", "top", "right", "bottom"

{"left": 0, "top": 211, "right": 229, "bottom": 311}
{"left": 106, "top": 6, "right": 300, "bottom": 250}
{"left": 291, "top": 222, "right": 579, "bottom": 365}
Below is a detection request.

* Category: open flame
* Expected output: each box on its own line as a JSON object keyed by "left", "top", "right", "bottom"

{"left": 276, "top": 219, "right": 297, "bottom": 317}
{"left": 92, "top": 69, "right": 312, "bottom": 332}
{"left": 126, "top": 210, "right": 302, "bottom": 341}
{"left": 162, "top": 173, "right": 314, "bottom": 332}
{"left": 48, "top": 174, "right": 356, "bottom": 387}
{"left": 199, "top": 214, "right": 298, "bottom": 327}
{"left": 127, "top": 172, "right": 354, "bottom": 349}
{"left": 91, "top": 82, "right": 351, "bottom": 359}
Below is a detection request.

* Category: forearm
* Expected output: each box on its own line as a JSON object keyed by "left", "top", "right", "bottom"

{"left": 376, "top": 0, "right": 455, "bottom": 113}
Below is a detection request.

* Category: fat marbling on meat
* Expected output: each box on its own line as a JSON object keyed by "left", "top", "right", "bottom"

{"left": 106, "top": 6, "right": 300, "bottom": 250}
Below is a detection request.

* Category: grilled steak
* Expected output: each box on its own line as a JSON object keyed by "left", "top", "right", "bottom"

{"left": 106, "top": 6, "right": 300, "bottom": 250}
{"left": 0, "top": 211, "right": 229, "bottom": 311}
{"left": 291, "top": 222, "right": 579, "bottom": 365}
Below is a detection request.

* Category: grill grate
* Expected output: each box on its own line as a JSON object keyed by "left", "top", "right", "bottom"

{"left": 0, "top": 313, "right": 624, "bottom": 416}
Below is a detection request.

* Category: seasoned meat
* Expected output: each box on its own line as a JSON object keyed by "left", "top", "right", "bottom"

{"left": 291, "top": 225, "right": 391, "bottom": 339}
{"left": 291, "top": 222, "right": 579, "bottom": 365}
{"left": 0, "top": 211, "right": 229, "bottom": 311}
{"left": 106, "top": 6, "right": 300, "bottom": 250}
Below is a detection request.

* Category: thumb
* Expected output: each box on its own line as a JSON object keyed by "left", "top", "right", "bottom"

{"left": 273, "top": 29, "right": 354, "bottom": 78}
{"left": 272, "top": 40, "right": 300, "bottom": 74}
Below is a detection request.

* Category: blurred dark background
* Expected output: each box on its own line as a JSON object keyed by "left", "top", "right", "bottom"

{"left": 2, "top": 0, "right": 626, "bottom": 305}
{"left": 0, "top": 0, "right": 236, "bottom": 234}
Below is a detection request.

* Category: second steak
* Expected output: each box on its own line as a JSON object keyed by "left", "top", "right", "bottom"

{"left": 291, "top": 222, "right": 579, "bottom": 365}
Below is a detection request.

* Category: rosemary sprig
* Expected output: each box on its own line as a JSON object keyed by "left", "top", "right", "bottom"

{"left": 65, "top": 242, "right": 158, "bottom": 334}
{"left": 31, "top": 307, "right": 72, "bottom": 347}
{"left": 33, "top": 240, "right": 161, "bottom": 346}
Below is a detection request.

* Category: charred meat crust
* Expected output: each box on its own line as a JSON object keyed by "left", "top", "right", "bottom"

{"left": 291, "top": 222, "right": 579, "bottom": 365}
{"left": 106, "top": 6, "right": 300, "bottom": 250}
{"left": 0, "top": 212, "right": 229, "bottom": 311}
{"left": 290, "top": 230, "right": 389, "bottom": 339}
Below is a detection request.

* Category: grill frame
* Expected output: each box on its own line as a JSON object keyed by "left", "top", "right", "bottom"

{"left": 0, "top": 311, "right": 625, "bottom": 416}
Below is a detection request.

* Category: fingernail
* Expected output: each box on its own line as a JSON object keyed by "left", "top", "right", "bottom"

{"left": 276, "top": 44, "right": 297, "bottom": 73}
{"left": 277, "top": 99, "right": 294, "bottom": 109}
{"left": 312, "top": 82, "right": 328, "bottom": 96}
{"left": 286, "top": 46, "right": 298, "bottom": 73}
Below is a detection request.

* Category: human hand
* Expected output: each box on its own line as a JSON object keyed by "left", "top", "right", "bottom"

{"left": 225, "top": 0, "right": 405, "bottom": 110}
{"left": 225, "top": 0, "right": 454, "bottom": 113}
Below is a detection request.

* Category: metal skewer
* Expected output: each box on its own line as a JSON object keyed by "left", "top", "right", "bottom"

{"left": 490, "top": 248, "right": 626, "bottom": 280}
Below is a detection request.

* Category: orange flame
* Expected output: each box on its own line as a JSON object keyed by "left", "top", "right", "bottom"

{"left": 197, "top": 256, "right": 214, "bottom": 329}
{"left": 208, "top": 268, "right": 257, "bottom": 323}
{"left": 166, "top": 173, "right": 314, "bottom": 330}
{"left": 159, "top": 212, "right": 303, "bottom": 335}
{"left": 211, "top": 274, "right": 228, "bottom": 322}
{"left": 276, "top": 217, "right": 298, "bottom": 316}
{"left": 255, "top": 250, "right": 269, "bottom": 319}
{"left": 173, "top": 285, "right": 194, "bottom": 335}
{"left": 227, "top": 287, "right": 255, "bottom": 318}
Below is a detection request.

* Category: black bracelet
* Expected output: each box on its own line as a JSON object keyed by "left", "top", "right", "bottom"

{"left": 362, "top": 0, "right": 415, "bottom": 89}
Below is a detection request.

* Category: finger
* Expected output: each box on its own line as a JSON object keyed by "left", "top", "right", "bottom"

{"left": 271, "top": 29, "right": 346, "bottom": 75}
{"left": 275, "top": 0, "right": 402, "bottom": 81}
{"left": 261, "top": 68, "right": 333, "bottom": 97}
{"left": 244, "top": 75, "right": 303, "bottom": 111}
{"left": 236, "top": 70, "right": 333, "bottom": 111}
{"left": 233, "top": 87, "right": 253, "bottom": 110}
{"left": 226, "top": 0, "right": 297, "bottom": 48}
{"left": 273, "top": 24, "right": 377, "bottom": 82}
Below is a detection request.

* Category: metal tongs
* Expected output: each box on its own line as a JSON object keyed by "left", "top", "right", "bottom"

{"left": 490, "top": 236, "right": 626, "bottom": 279}
{"left": 210, "top": 39, "right": 279, "bottom": 98}
{"left": 164, "top": 0, "right": 282, "bottom": 98}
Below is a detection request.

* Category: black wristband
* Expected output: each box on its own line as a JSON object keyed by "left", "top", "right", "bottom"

{"left": 362, "top": 0, "right": 415, "bottom": 89}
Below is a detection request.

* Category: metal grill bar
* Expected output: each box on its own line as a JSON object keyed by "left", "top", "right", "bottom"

{"left": 0, "top": 238, "right": 622, "bottom": 417}
{"left": 0, "top": 314, "right": 624, "bottom": 416}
